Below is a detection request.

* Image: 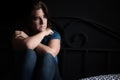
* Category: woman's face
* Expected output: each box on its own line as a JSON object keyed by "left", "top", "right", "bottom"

{"left": 31, "top": 8, "right": 47, "bottom": 32}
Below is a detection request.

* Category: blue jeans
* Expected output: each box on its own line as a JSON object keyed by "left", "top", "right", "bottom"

{"left": 13, "top": 49, "right": 61, "bottom": 80}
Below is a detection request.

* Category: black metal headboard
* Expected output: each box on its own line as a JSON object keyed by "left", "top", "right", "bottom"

{"left": 52, "top": 16, "right": 120, "bottom": 80}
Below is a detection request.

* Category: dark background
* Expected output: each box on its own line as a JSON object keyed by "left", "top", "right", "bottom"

{"left": 0, "top": 0, "right": 120, "bottom": 80}
{"left": 1, "top": 0, "right": 120, "bottom": 33}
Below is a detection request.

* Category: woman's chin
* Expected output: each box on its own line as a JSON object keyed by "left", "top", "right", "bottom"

{"left": 38, "top": 29, "right": 45, "bottom": 32}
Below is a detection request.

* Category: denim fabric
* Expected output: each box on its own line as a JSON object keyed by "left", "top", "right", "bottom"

{"left": 13, "top": 49, "right": 61, "bottom": 80}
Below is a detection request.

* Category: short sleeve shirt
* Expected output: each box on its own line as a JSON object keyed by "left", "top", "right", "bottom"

{"left": 41, "top": 30, "right": 61, "bottom": 45}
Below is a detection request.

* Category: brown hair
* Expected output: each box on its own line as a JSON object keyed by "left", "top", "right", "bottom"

{"left": 31, "top": 1, "right": 48, "bottom": 18}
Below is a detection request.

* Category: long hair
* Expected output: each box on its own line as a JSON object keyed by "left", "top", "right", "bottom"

{"left": 29, "top": 0, "right": 52, "bottom": 28}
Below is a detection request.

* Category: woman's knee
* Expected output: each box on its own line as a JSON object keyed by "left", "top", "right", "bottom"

{"left": 25, "top": 49, "right": 36, "bottom": 54}
{"left": 24, "top": 49, "right": 37, "bottom": 58}
{"left": 43, "top": 53, "right": 58, "bottom": 64}
{"left": 22, "top": 49, "right": 37, "bottom": 69}
{"left": 40, "top": 53, "right": 56, "bottom": 64}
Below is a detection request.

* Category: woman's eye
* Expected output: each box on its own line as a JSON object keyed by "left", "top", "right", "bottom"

{"left": 32, "top": 16, "right": 39, "bottom": 20}
{"left": 34, "top": 18, "right": 39, "bottom": 20}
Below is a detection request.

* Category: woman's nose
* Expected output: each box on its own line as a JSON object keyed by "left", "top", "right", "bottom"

{"left": 39, "top": 19, "right": 43, "bottom": 25}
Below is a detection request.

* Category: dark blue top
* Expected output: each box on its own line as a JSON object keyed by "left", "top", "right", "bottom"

{"left": 41, "top": 30, "right": 61, "bottom": 45}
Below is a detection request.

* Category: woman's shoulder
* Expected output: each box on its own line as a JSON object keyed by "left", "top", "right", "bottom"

{"left": 50, "top": 30, "right": 61, "bottom": 40}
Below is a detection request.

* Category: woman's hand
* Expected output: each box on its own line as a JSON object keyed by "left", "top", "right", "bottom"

{"left": 12, "top": 30, "right": 29, "bottom": 50}
{"left": 15, "top": 30, "right": 29, "bottom": 38}
{"left": 44, "top": 28, "right": 54, "bottom": 36}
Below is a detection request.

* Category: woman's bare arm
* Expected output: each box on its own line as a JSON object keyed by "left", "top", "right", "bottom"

{"left": 35, "top": 39, "right": 61, "bottom": 57}
{"left": 12, "top": 28, "right": 53, "bottom": 50}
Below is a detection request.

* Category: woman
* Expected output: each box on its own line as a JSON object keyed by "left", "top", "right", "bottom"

{"left": 11, "top": 0, "right": 61, "bottom": 80}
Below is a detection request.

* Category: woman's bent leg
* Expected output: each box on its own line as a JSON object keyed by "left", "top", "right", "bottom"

{"left": 14, "top": 49, "right": 37, "bottom": 80}
{"left": 34, "top": 53, "right": 61, "bottom": 80}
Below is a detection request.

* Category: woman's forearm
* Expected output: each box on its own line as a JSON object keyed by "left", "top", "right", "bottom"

{"left": 24, "top": 31, "right": 46, "bottom": 49}
{"left": 35, "top": 43, "right": 57, "bottom": 57}
{"left": 24, "top": 28, "right": 53, "bottom": 50}
{"left": 35, "top": 39, "right": 61, "bottom": 57}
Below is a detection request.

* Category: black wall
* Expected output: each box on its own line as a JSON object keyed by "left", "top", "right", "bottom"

{"left": 44, "top": 0, "right": 120, "bottom": 34}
